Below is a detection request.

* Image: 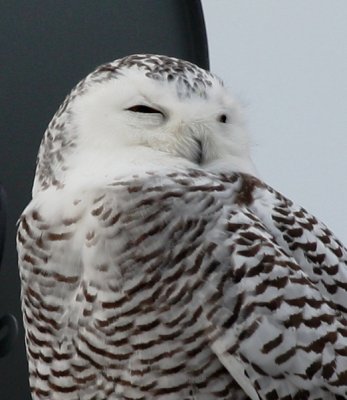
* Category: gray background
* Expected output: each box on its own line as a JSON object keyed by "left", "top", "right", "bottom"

{"left": 203, "top": 0, "right": 347, "bottom": 243}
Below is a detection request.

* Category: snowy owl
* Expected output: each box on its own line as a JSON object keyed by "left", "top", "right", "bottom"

{"left": 17, "top": 54, "right": 347, "bottom": 400}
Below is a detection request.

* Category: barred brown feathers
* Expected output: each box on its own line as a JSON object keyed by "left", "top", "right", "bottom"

{"left": 17, "top": 55, "right": 347, "bottom": 400}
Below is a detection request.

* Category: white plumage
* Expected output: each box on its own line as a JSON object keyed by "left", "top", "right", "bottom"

{"left": 17, "top": 54, "right": 347, "bottom": 400}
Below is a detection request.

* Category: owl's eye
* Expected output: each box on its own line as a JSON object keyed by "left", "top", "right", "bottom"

{"left": 127, "top": 105, "right": 162, "bottom": 114}
{"left": 218, "top": 114, "right": 228, "bottom": 123}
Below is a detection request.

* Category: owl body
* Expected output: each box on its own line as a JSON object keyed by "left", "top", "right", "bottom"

{"left": 18, "top": 55, "right": 347, "bottom": 400}
{"left": 19, "top": 170, "right": 249, "bottom": 400}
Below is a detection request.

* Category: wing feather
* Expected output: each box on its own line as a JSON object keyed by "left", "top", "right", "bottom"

{"left": 18, "top": 170, "right": 347, "bottom": 399}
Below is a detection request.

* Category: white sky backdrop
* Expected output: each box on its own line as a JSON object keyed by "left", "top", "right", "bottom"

{"left": 202, "top": 0, "right": 347, "bottom": 243}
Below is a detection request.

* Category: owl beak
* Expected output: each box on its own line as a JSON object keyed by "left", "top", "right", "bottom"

{"left": 194, "top": 138, "right": 203, "bottom": 165}
{"left": 176, "top": 122, "right": 205, "bottom": 165}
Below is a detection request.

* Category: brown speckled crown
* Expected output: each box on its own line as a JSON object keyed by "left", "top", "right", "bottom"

{"left": 92, "top": 54, "right": 218, "bottom": 98}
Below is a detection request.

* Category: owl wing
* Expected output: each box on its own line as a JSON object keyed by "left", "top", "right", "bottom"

{"left": 17, "top": 188, "right": 90, "bottom": 397}
{"left": 202, "top": 173, "right": 347, "bottom": 399}
{"left": 248, "top": 179, "right": 347, "bottom": 313}
{"left": 17, "top": 171, "right": 347, "bottom": 399}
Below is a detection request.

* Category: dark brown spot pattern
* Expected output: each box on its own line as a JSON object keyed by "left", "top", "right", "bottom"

{"left": 17, "top": 169, "right": 347, "bottom": 400}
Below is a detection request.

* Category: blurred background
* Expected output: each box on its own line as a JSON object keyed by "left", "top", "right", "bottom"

{"left": 203, "top": 0, "right": 347, "bottom": 243}
{"left": 0, "top": 0, "right": 346, "bottom": 398}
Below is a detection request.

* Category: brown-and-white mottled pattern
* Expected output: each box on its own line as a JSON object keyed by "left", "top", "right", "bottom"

{"left": 18, "top": 54, "right": 347, "bottom": 399}
{"left": 18, "top": 170, "right": 347, "bottom": 400}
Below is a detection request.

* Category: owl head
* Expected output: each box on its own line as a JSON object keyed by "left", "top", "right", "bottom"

{"left": 33, "top": 54, "right": 255, "bottom": 195}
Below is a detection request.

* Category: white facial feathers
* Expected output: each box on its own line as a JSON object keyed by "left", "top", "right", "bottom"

{"left": 34, "top": 54, "right": 256, "bottom": 195}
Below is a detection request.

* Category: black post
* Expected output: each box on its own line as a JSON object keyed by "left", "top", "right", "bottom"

{"left": 0, "top": 186, "right": 18, "bottom": 358}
